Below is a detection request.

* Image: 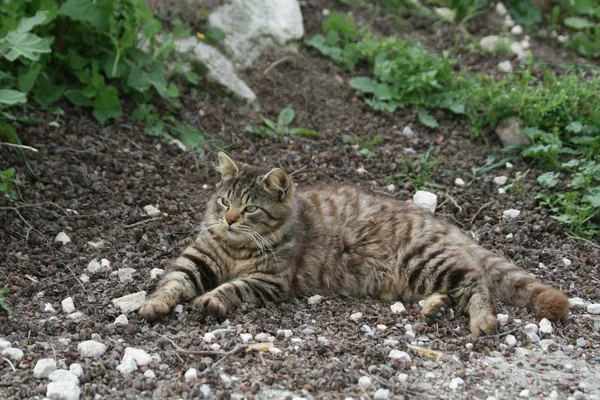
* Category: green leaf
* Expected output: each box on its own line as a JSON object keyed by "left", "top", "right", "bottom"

{"left": 205, "top": 26, "right": 226, "bottom": 44}
{"left": 564, "top": 17, "right": 595, "bottom": 30}
{"left": 583, "top": 192, "right": 600, "bottom": 207}
{"left": 92, "top": 86, "right": 122, "bottom": 123}
{"left": 127, "top": 67, "right": 152, "bottom": 92}
{"left": 289, "top": 128, "right": 319, "bottom": 136}
{"left": 374, "top": 83, "right": 393, "bottom": 100}
{"left": 16, "top": 11, "right": 50, "bottom": 34}
{"left": 245, "top": 125, "right": 267, "bottom": 136}
{"left": 0, "top": 90, "right": 27, "bottom": 105}
{"left": 417, "top": 108, "right": 439, "bottom": 128}
{"left": 261, "top": 117, "right": 277, "bottom": 133}
{"left": 177, "top": 125, "right": 206, "bottom": 149}
{"left": 278, "top": 108, "right": 295, "bottom": 127}
{"left": 566, "top": 121, "right": 583, "bottom": 133}
{"left": 3, "top": 32, "right": 54, "bottom": 61}
{"left": 58, "top": 0, "right": 107, "bottom": 29}
{"left": 172, "top": 21, "right": 191, "bottom": 39}
{"left": 349, "top": 77, "right": 378, "bottom": 94}
{"left": 17, "top": 64, "right": 41, "bottom": 93}
{"left": 167, "top": 83, "right": 179, "bottom": 98}
{"left": 537, "top": 172, "right": 560, "bottom": 188}
{"left": 448, "top": 103, "right": 465, "bottom": 114}
{"left": 64, "top": 89, "right": 92, "bottom": 107}
{"left": 148, "top": 62, "right": 169, "bottom": 98}
{"left": 33, "top": 73, "right": 64, "bottom": 107}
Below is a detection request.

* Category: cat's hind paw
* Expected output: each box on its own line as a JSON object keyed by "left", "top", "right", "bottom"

{"left": 421, "top": 293, "right": 449, "bottom": 325}
{"left": 192, "top": 293, "right": 228, "bottom": 318}
{"left": 139, "top": 298, "right": 171, "bottom": 321}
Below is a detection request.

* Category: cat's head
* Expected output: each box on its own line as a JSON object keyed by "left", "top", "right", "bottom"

{"left": 206, "top": 152, "right": 295, "bottom": 240}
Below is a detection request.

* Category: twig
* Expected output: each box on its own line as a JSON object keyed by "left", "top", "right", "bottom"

{"left": 66, "top": 265, "right": 86, "bottom": 292}
{"left": 288, "top": 164, "right": 308, "bottom": 176}
{"left": 2, "top": 357, "right": 15, "bottom": 372}
{"left": 442, "top": 193, "right": 463, "bottom": 212}
{"left": 469, "top": 200, "right": 494, "bottom": 226}
{"left": 200, "top": 344, "right": 245, "bottom": 375}
{"left": 263, "top": 56, "right": 291, "bottom": 77}
{"left": 565, "top": 233, "right": 600, "bottom": 250}
{"left": 485, "top": 327, "right": 520, "bottom": 339}
{"left": 0, "top": 143, "right": 39, "bottom": 152}
{"left": 124, "top": 217, "right": 163, "bottom": 229}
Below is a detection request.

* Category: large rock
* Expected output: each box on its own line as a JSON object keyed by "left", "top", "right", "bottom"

{"left": 495, "top": 117, "right": 531, "bottom": 147}
{"left": 209, "top": 0, "right": 304, "bottom": 68}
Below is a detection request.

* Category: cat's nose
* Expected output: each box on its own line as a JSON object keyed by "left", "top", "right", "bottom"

{"left": 226, "top": 216, "right": 237, "bottom": 225}
{"left": 225, "top": 211, "right": 239, "bottom": 226}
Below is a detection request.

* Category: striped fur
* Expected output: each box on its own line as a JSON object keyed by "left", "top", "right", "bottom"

{"left": 139, "top": 153, "right": 569, "bottom": 335}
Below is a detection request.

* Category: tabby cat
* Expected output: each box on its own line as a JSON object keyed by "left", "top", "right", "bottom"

{"left": 139, "top": 152, "right": 569, "bottom": 335}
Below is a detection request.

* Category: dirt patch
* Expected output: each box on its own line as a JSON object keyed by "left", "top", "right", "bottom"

{"left": 1, "top": 1, "right": 599, "bottom": 399}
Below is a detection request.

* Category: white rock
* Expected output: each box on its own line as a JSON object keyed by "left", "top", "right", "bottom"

{"left": 576, "top": 337, "right": 587, "bottom": 347}
{"left": 184, "top": 367, "right": 198, "bottom": 383}
{"left": 494, "top": 176, "right": 508, "bottom": 186}
{"left": 504, "top": 15, "right": 515, "bottom": 27}
{"left": 124, "top": 347, "right": 152, "bottom": 366}
{"left": 388, "top": 350, "right": 411, "bottom": 362}
{"left": 562, "top": 258, "right": 572, "bottom": 267}
{"left": 86, "top": 259, "right": 103, "bottom": 274}
{"left": 454, "top": 178, "right": 465, "bottom": 186}
{"left": 386, "top": 184, "right": 396, "bottom": 193}
{"left": 391, "top": 301, "right": 406, "bottom": 314}
{"left": 587, "top": 304, "right": 600, "bottom": 314}
{"left": 568, "top": 298, "right": 588, "bottom": 309}
{"left": 112, "top": 291, "right": 146, "bottom": 313}
{"left": 520, "top": 39, "right": 530, "bottom": 50}
{"left": 143, "top": 205, "right": 161, "bottom": 217}
{"left": 495, "top": 117, "right": 530, "bottom": 148}
{"left": 117, "top": 268, "right": 136, "bottom": 283}
{"left": 144, "top": 370, "right": 156, "bottom": 379}
{"left": 539, "top": 318, "right": 553, "bottom": 334}
{"left": 174, "top": 304, "right": 183, "bottom": 314}
{"left": 61, "top": 297, "right": 75, "bottom": 314}
{"left": 150, "top": 268, "right": 165, "bottom": 280}
{"left": 502, "top": 209, "right": 521, "bottom": 220}
{"left": 200, "top": 384, "right": 211, "bottom": 397}
{"left": 203, "top": 332, "right": 216, "bottom": 343}
{"left": 255, "top": 333, "right": 269, "bottom": 341}
{"left": 495, "top": 2, "right": 508, "bottom": 16}
{"left": 79, "top": 274, "right": 89, "bottom": 284}
{"left": 498, "top": 188, "right": 506, "bottom": 194}
{"left": 34, "top": 358, "right": 58, "bottom": 378}
{"left": 67, "top": 312, "right": 85, "bottom": 322}
{"left": 86, "top": 239, "right": 104, "bottom": 249}
{"left": 511, "top": 25, "right": 523, "bottom": 35}
{"left": 317, "top": 336, "right": 329, "bottom": 345}
{"left": 268, "top": 347, "right": 282, "bottom": 355}
{"left": 322, "top": 8, "right": 330, "bottom": 16}
{"left": 360, "top": 325, "right": 372, "bottom": 334}
{"left": 100, "top": 258, "right": 110, "bottom": 269}
{"left": 0, "top": 339, "right": 11, "bottom": 350}
{"left": 209, "top": 0, "right": 304, "bottom": 68}
{"left": 356, "top": 166, "right": 367, "bottom": 175}
{"left": 539, "top": 339, "right": 556, "bottom": 352}
{"left": 384, "top": 339, "right": 399, "bottom": 346}
{"left": 404, "top": 324, "right": 416, "bottom": 338}
{"left": 308, "top": 295, "right": 323, "bottom": 305}
{"left": 349, "top": 312, "right": 363, "bottom": 322}
{"left": 277, "top": 329, "right": 293, "bottom": 339}
{"left": 2, "top": 347, "right": 24, "bottom": 360}
{"left": 449, "top": 377, "right": 464, "bottom": 390}
{"left": 549, "top": 390, "right": 559, "bottom": 399}
{"left": 54, "top": 232, "right": 71, "bottom": 245}
{"left": 413, "top": 191, "right": 437, "bottom": 213}
{"left": 239, "top": 333, "right": 253, "bottom": 343}
{"left": 358, "top": 376, "right": 372, "bottom": 388}
{"left": 557, "top": 34, "right": 568, "bottom": 43}
{"left": 46, "top": 380, "right": 80, "bottom": 400}
{"left": 45, "top": 303, "right": 56, "bottom": 313}
{"left": 397, "top": 373, "right": 408, "bottom": 382}
{"left": 465, "top": 343, "right": 473, "bottom": 350}
{"left": 519, "top": 389, "right": 530, "bottom": 398}
{"left": 376, "top": 324, "right": 387, "bottom": 331}
{"left": 116, "top": 357, "right": 137, "bottom": 374}
{"left": 524, "top": 323, "right": 538, "bottom": 334}
{"left": 510, "top": 41, "right": 526, "bottom": 59}
{"left": 402, "top": 126, "right": 415, "bottom": 138}
{"left": 506, "top": 335, "right": 517, "bottom": 347}
{"left": 69, "top": 363, "right": 83, "bottom": 378}
{"left": 374, "top": 388, "right": 390, "bottom": 400}
{"left": 49, "top": 369, "right": 79, "bottom": 384}
{"left": 114, "top": 314, "right": 129, "bottom": 326}
{"left": 498, "top": 61, "right": 513, "bottom": 73}
{"left": 480, "top": 35, "right": 509, "bottom": 53}
{"left": 526, "top": 332, "right": 540, "bottom": 343}
{"left": 77, "top": 340, "right": 107, "bottom": 358}
{"left": 209, "top": 343, "right": 220, "bottom": 351}
{"left": 506, "top": 233, "right": 514, "bottom": 240}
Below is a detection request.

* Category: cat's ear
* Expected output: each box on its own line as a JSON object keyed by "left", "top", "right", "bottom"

{"left": 261, "top": 168, "right": 292, "bottom": 198}
{"left": 216, "top": 152, "right": 239, "bottom": 181}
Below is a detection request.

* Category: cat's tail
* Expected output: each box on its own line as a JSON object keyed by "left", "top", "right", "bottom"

{"left": 482, "top": 254, "right": 569, "bottom": 320}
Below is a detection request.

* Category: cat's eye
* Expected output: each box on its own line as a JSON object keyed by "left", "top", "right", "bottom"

{"left": 218, "top": 197, "right": 230, "bottom": 207}
{"left": 245, "top": 205, "right": 258, "bottom": 213}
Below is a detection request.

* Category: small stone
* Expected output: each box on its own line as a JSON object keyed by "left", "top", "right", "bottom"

{"left": 376, "top": 324, "right": 387, "bottom": 331}
{"left": 174, "top": 304, "right": 183, "bottom": 314}
{"left": 576, "top": 338, "right": 587, "bottom": 348}
{"left": 209, "top": 344, "right": 221, "bottom": 351}
{"left": 510, "top": 41, "right": 526, "bottom": 58}
{"left": 150, "top": 268, "right": 165, "bottom": 280}
{"left": 480, "top": 35, "right": 504, "bottom": 52}
{"left": 388, "top": 350, "right": 411, "bottom": 362}
{"left": 511, "top": 25, "right": 523, "bottom": 35}
{"left": 349, "top": 312, "right": 363, "bottom": 322}
{"left": 506, "top": 233, "right": 514, "bottom": 240}
{"left": 322, "top": 8, "right": 330, "bottom": 16}
{"left": 402, "top": 126, "right": 415, "bottom": 138}
{"left": 494, "top": 176, "right": 509, "bottom": 186}
{"left": 61, "top": 297, "right": 75, "bottom": 314}
{"left": 385, "top": 183, "right": 396, "bottom": 193}
{"left": 562, "top": 258, "right": 572, "bottom": 267}
{"left": 144, "top": 370, "right": 156, "bottom": 379}
{"left": 112, "top": 291, "right": 146, "bottom": 313}
{"left": 504, "top": 15, "right": 515, "bottom": 27}
{"left": 317, "top": 336, "right": 329, "bottom": 345}
{"left": 502, "top": 209, "right": 521, "bottom": 220}
{"left": 539, "top": 318, "right": 553, "bottom": 334}
{"left": 497, "top": 314, "right": 509, "bottom": 326}
{"left": 520, "top": 40, "right": 530, "bottom": 50}
{"left": 276, "top": 329, "right": 293, "bottom": 339}
{"left": 465, "top": 343, "right": 474, "bottom": 350}
{"left": 69, "top": 363, "right": 83, "bottom": 377}
{"left": 307, "top": 295, "right": 323, "bottom": 305}
{"left": 397, "top": 373, "right": 408, "bottom": 382}
{"left": 301, "top": 328, "right": 316, "bottom": 335}
{"left": 413, "top": 191, "right": 437, "bottom": 213}
{"left": 114, "top": 314, "right": 129, "bottom": 326}
{"left": 143, "top": 205, "right": 161, "bottom": 217}
{"left": 587, "top": 303, "right": 600, "bottom": 314}
{"left": 449, "top": 377, "right": 464, "bottom": 390}
{"left": 116, "top": 357, "right": 137, "bottom": 374}
{"left": 549, "top": 390, "right": 559, "bottom": 399}
{"left": 86, "top": 239, "right": 104, "bottom": 249}
{"left": 268, "top": 347, "right": 282, "bottom": 355}
{"left": 67, "top": 312, "right": 85, "bottom": 322}
{"left": 54, "top": 232, "right": 71, "bottom": 245}
{"left": 374, "top": 388, "right": 390, "bottom": 400}
{"left": 124, "top": 347, "right": 152, "bottom": 366}
{"left": 524, "top": 323, "right": 538, "bottom": 334}
{"left": 255, "top": 333, "right": 269, "bottom": 341}
{"left": 184, "top": 368, "right": 198, "bottom": 383}
{"left": 100, "top": 258, "right": 110, "bottom": 269}
{"left": 568, "top": 298, "right": 588, "bottom": 309}
{"left": 79, "top": 275, "right": 89, "bottom": 284}
{"left": 498, "top": 61, "right": 512, "bottom": 73}
{"left": 117, "top": 268, "right": 136, "bottom": 283}
{"left": 519, "top": 389, "right": 530, "bottom": 398}
{"left": 384, "top": 339, "right": 399, "bottom": 346}
{"left": 77, "top": 340, "right": 107, "bottom": 358}
{"left": 495, "top": 2, "right": 508, "bottom": 15}
{"left": 2, "top": 347, "right": 24, "bottom": 360}
{"left": 34, "top": 358, "right": 57, "bottom": 378}
{"left": 48, "top": 369, "right": 79, "bottom": 384}
{"left": 390, "top": 302, "right": 406, "bottom": 314}
{"left": 203, "top": 332, "right": 216, "bottom": 343}
{"left": 358, "top": 376, "right": 372, "bottom": 388}
{"left": 239, "top": 333, "right": 253, "bottom": 343}
{"left": 200, "top": 384, "right": 211, "bottom": 398}
{"left": 360, "top": 325, "right": 372, "bottom": 334}
{"left": 498, "top": 188, "right": 506, "bottom": 194}
{"left": 46, "top": 380, "right": 80, "bottom": 400}
{"left": 539, "top": 339, "right": 556, "bottom": 352}
{"left": 404, "top": 324, "right": 416, "bottom": 338}
{"left": 526, "top": 332, "right": 540, "bottom": 343}
{"left": 86, "top": 259, "right": 103, "bottom": 274}
{"left": 495, "top": 117, "right": 530, "bottom": 148}
{"left": 44, "top": 303, "right": 56, "bottom": 313}
{"left": 557, "top": 34, "right": 568, "bottom": 43}
{"left": 454, "top": 178, "right": 465, "bottom": 186}
{"left": 505, "top": 335, "right": 517, "bottom": 347}
{"left": 356, "top": 166, "right": 367, "bottom": 175}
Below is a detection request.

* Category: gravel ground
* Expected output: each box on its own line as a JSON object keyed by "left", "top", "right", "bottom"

{"left": 1, "top": 1, "right": 599, "bottom": 399}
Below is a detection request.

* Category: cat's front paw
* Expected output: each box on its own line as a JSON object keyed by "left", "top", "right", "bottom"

{"left": 139, "top": 298, "right": 171, "bottom": 320}
{"left": 192, "top": 294, "right": 228, "bottom": 318}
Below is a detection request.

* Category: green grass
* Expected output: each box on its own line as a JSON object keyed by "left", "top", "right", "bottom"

{"left": 385, "top": 147, "right": 446, "bottom": 190}
{"left": 245, "top": 108, "right": 319, "bottom": 137}
{"left": 0, "top": 286, "right": 13, "bottom": 318}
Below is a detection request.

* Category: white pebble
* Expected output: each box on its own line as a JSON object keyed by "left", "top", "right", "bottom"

{"left": 317, "top": 336, "right": 329, "bottom": 345}
{"left": 77, "top": 340, "right": 107, "bottom": 358}
{"left": 390, "top": 302, "right": 406, "bottom": 314}
{"left": 54, "top": 232, "right": 71, "bottom": 245}
{"left": 397, "top": 373, "right": 408, "bottom": 382}
{"left": 480, "top": 35, "right": 503, "bottom": 52}
{"left": 144, "top": 204, "right": 161, "bottom": 217}
{"left": 404, "top": 324, "right": 416, "bottom": 338}
{"left": 117, "top": 268, "right": 136, "bottom": 283}
{"left": 511, "top": 25, "right": 523, "bottom": 35}
{"left": 384, "top": 339, "right": 399, "bottom": 346}
{"left": 539, "top": 339, "right": 556, "bottom": 352}
{"left": 48, "top": 369, "right": 79, "bottom": 384}
{"left": 497, "top": 314, "right": 509, "bottom": 326}
{"left": 374, "top": 388, "right": 390, "bottom": 400}
{"left": 308, "top": 295, "right": 323, "bottom": 305}
{"left": 112, "top": 291, "right": 146, "bottom": 313}
{"left": 520, "top": 40, "right": 530, "bottom": 50}
{"left": 86, "top": 259, "right": 103, "bottom": 274}
{"left": 144, "top": 370, "right": 156, "bottom": 379}
{"left": 46, "top": 380, "right": 80, "bottom": 400}
{"left": 402, "top": 126, "right": 415, "bottom": 138}
{"left": 494, "top": 176, "right": 508, "bottom": 186}
{"left": 349, "top": 312, "right": 363, "bottom": 322}
{"left": 268, "top": 347, "right": 282, "bottom": 355}
{"left": 114, "top": 314, "right": 129, "bottom": 326}
{"left": 358, "top": 376, "right": 372, "bottom": 388}
{"left": 69, "top": 363, "right": 83, "bottom": 377}
{"left": 454, "top": 178, "right": 465, "bottom": 186}
{"left": 557, "top": 34, "right": 568, "bottom": 43}
{"left": 2, "top": 347, "right": 24, "bottom": 360}
{"left": 539, "top": 318, "right": 553, "bottom": 334}
{"left": 123, "top": 347, "right": 152, "bottom": 366}
{"left": 209, "top": 344, "right": 220, "bottom": 351}
{"left": 506, "top": 335, "right": 517, "bottom": 347}
{"left": 255, "top": 333, "right": 269, "bottom": 341}
{"left": 44, "top": 303, "right": 56, "bottom": 313}
{"left": 562, "top": 258, "right": 572, "bottom": 267}
{"left": 510, "top": 41, "right": 526, "bottom": 58}
{"left": 502, "top": 209, "right": 521, "bottom": 220}
{"left": 61, "top": 297, "right": 75, "bottom": 314}
{"left": 526, "top": 332, "right": 540, "bottom": 343}
{"left": 519, "top": 389, "right": 530, "bottom": 398}
{"left": 506, "top": 233, "right": 514, "bottom": 240}
{"left": 504, "top": 15, "right": 515, "bottom": 27}
{"left": 67, "top": 312, "right": 85, "bottom": 322}
{"left": 34, "top": 358, "right": 57, "bottom": 378}
{"left": 376, "top": 324, "right": 387, "bottom": 331}
{"left": 203, "top": 332, "right": 216, "bottom": 343}
{"left": 239, "top": 333, "right": 253, "bottom": 343}
{"left": 587, "top": 304, "right": 600, "bottom": 314}
{"left": 277, "top": 329, "right": 293, "bottom": 339}
{"left": 200, "top": 384, "right": 211, "bottom": 397}
{"left": 356, "top": 166, "right": 367, "bottom": 175}
{"left": 322, "top": 8, "right": 330, "bottom": 16}
{"left": 386, "top": 184, "right": 396, "bottom": 193}
{"left": 449, "top": 377, "right": 465, "bottom": 390}
{"left": 568, "top": 297, "right": 588, "bottom": 309}
{"left": 506, "top": 162, "right": 514, "bottom": 169}
{"left": 116, "top": 357, "right": 137, "bottom": 374}
{"left": 79, "top": 274, "right": 90, "bottom": 283}
{"left": 498, "top": 61, "right": 512, "bottom": 73}
{"left": 388, "top": 350, "right": 411, "bottom": 362}
{"left": 524, "top": 323, "right": 538, "bottom": 334}
{"left": 413, "top": 191, "right": 437, "bottom": 213}
{"left": 360, "top": 325, "right": 372, "bottom": 333}
{"left": 576, "top": 337, "right": 587, "bottom": 347}
{"left": 150, "top": 268, "right": 165, "bottom": 279}
{"left": 86, "top": 239, "right": 104, "bottom": 249}
{"left": 498, "top": 188, "right": 506, "bottom": 194}
{"left": 495, "top": 2, "right": 507, "bottom": 16}
{"left": 174, "top": 304, "right": 183, "bottom": 314}
{"left": 184, "top": 367, "right": 198, "bottom": 382}
{"left": 465, "top": 343, "right": 473, "bottom": 350}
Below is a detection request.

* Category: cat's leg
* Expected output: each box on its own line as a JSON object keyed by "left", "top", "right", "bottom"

{"left": 192, "top": 273, "right": 289, "bottom": 318}
{"left": 465, "top": 288, "right": 498, "bottom": 336}
{"left": 139, "top": 244, "right": 221, "bottom": 320}
{"left": 421, "top": 292, "right": 449, "bottom": 324}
